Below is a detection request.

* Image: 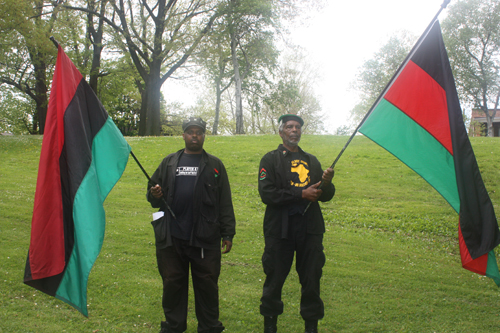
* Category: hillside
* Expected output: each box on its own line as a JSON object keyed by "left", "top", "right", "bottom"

{"left": 1, "top": 134, "right": 500, "bottom": 332}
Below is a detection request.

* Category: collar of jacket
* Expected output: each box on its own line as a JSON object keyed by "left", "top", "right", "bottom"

{"left": 164, "top": 148, "right": 209, "bottom": 205}
{"left": 277, "top": 144, "right": 307, "bottom": 157}
{"left": 168, "top": 148, "right": 209, "bottom": 167}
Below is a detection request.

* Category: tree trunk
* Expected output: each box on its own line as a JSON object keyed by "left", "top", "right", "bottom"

{"left": 137, "top": 60, "right": 162, "bottom": 136}
{"left": 33, "top": 53, "right": 48, "bottom": 134}
{"left": 213, "top": 79, "right": 222, "bottom": 135}
{"left": 29, "top": 0, "right": 50, "bottom": 134}
{"left": 139, "top": 89, "right": 148, "bottom": 136}
{"left": 87, "top": 0, "right": 106, "bottom": 93}
{"left": 139, "top": 64, "right": 162, "bottom": 136}
{"left": 88, "top": 43, "right": 102, "bottom": 94}
{"left": 145, "top": 76, "right": 162, "bottom": 136}
{"left": 230, "top": 30, "right": 244, "bottom": 134}
{"left": 487, "top": 115, "right": 493, "bottom": 137}
{"left": 481, "top": 103, "right": 495, "bottom": 137}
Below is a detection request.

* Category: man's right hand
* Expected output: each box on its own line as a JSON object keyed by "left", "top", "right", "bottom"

{"left": 150, "top": 184, "right": 163, "bottom": 198}
{"left": 302, "top": 181, "right": 323, "bottom": 202}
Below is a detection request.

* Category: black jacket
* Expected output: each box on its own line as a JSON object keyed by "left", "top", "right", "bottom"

{"left": 147, "top": 149, "right": 236, "bottom": 249}
{"left": 258, "top": 144, "right": 335, "bottom": 238}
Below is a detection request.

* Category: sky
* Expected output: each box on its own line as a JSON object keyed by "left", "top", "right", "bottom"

{"left": 163, "top": 0, "right": 449, "bottom": 134}
{"left": 290, "top": 0, "right": 448, "bottom": 133}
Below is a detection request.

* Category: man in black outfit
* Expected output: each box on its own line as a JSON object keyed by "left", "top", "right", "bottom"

{"left": 258, "top": 114, "right": 335, "bottom": 333}
{"left": 147, "top": 117, "right": 236, "bottom": 333}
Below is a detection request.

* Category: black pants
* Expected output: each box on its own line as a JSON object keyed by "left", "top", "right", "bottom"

{"left": 156, "top": 238, "right": 224, "bottom": 332}
{"left": 260, "top": 214, "right": 326, "bottom": 321}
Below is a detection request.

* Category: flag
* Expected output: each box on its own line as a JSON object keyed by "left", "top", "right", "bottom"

{"left": 358, "top": 21, "right": 500, "bottom": 286}
{"left": 24, "top": 45, "right": 131, "bottom": 316}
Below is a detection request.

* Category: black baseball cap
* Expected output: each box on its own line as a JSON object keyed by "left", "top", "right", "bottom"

{"left": 182, "top": 117, "right": 206, "bottom": 132}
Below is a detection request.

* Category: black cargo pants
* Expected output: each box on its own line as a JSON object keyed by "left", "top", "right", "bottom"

{"left": 260, "top": 213, "right": 326, "bottom": 321}
{"left": 156, "top": 237, "right": 224, "bottom": 333}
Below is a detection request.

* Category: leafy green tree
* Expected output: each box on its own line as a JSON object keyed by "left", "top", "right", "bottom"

{"left": 66, "top": 0, "right": 222, "bottom": 136}
{"left": 349, "top": 31, "right": 416, "bottom": 125}
{"left": 197, "top": 0, "right": 315, "bottom": 135}
{"left": 160, "top": 100, "right": 186, "bottom": 136}
{"left": 194, "top": 22, "right": 234, "bottom": 135}
{"left": 209, "top": 0, "right": 278, "bottom": 134}
{"left": 442, "top": 0, "right": 500, "bottom": 137}
{"left": 0, "top": 0, "right": 66, "bottom": 134}
{"left": 0, "top": 87, "right": 35, "bottom": 134}
{"left": 261, "top": 49, "right": 323, "bottom": 134}
{"left": 334, "top": 125, "right": 351, "bottom": 136}
{"left": 97, "top": 59, "right": 142, "bottom": 135}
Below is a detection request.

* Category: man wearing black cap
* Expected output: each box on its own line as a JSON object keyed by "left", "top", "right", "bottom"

{"left": 258, "top": 114, "right": 335, "bottom": 333}
{"left": 147, "top": 117, "right": 236, "bottom": 333}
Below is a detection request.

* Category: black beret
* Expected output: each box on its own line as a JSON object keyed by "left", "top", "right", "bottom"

{"left": 278, "top": 114, "right": 304, "bottom": 126}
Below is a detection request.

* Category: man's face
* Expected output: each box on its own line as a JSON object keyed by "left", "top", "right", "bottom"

{"left": 279, "top": 120, "right": 301, "bottom": 147}
{"left": 183, "top": 126, "right": 205, "bottom": 153}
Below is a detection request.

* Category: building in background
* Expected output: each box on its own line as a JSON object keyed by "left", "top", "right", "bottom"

{"left": 469, "top": 110, "right": 500, "bottom": 137}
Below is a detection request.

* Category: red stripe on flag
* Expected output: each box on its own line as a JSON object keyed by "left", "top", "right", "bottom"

{"left": 385, "top": 60, "right": 453, "bottom": 154}
{"left": 459, "top": 221, "right": 488, "bottom": 275}
{"left": 52, "top": 46, "right": 83, "bottom": 154}
{"left": 28, "top": 46, "right": 83, "bottom": 279}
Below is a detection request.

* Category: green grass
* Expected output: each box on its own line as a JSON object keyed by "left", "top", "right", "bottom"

{"left": 1, "top": 134, "right": 500, "bottom": 332}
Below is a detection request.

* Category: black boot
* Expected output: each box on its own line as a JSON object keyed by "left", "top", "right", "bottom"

{"left": 159, "top": 321, "right": 171, "bottom": 333}
{"left": 200, "top": 328, "right": 224, "bottom": 333}
{"left": 200, "top": 325, "right": 225, "bottom": 333}
{"left": 304, "top": 320, "right": 318, "bottom": 333}
{"left": 264, "top": 316, "right": 278, "bottom": 333}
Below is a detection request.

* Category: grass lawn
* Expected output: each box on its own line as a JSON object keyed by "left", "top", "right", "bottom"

{"left": 1, "top": 134, "right": 500, "bottom": 332}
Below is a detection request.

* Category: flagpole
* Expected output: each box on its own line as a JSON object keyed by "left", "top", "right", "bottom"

{"left": 303, "top": 0, "right": 451, "bottom": 214}
{"left": 333, "top": 0, "right": 451, "bottom": 169}
{"left": 46, "top": 38, "right": 176, "bottom": 219}
{"left": 49, "top": 36, "right": 59, "bottom": 49}
{"left": 130, "top": 151, "right": 177, "bottom": 219}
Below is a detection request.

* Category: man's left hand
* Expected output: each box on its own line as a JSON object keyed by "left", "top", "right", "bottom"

{"left": 322, "top": 167, "right": 334, "bottom": 183}
{"left": 222, "top": 240, "right": 232, "bottom": 254}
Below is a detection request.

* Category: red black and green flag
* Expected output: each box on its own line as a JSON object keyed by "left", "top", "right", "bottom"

{"left": 24, "top": 45, "right": 131, "bottom": 315}
{"left": 359, "top": 21, "right": 500, "bottom": 286}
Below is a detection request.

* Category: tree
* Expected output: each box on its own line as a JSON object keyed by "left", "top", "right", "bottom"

{"left": 97, "top": 58, "right": 142, "bottom": 135}
{"left": 0, "top": 0, "right": 67, "bottom": 134}
{"left": 261, "top": 49, "right": 323, "bottom": 133}
{"left": 194, "top": 21, "right": 234, "bottom": 135}
{"left": 334, "top": 125, "right": 351, "bottom": 136}
{"left": 349, "top": 31, "right": 416, "bottom": 124}
{"left": 108, "top": 0, "right": 220, "bottom": 136}
{"left": 221, "top": 0, "right": 278, "bottom": 134}
{"left": 65, "top": 0, "right": 222, "bottom": 136}
{"left": 197, "top": 0, "right": 314, "bottom": 135}
{"left": 442, "top": 0, "right": 500, "bottom": 137}
{"left": 85, "top": 0, "right": 110, "bottom": 93}
{"left": 0, "top": 87, "right": 35, "bottom": 134}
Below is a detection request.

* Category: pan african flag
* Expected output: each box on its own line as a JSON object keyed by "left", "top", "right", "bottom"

{"left": 24, "top": 45, "right": 131, "bottom": 315}
{"left": 359, "top": 20, "right": 500, "bottom": 286}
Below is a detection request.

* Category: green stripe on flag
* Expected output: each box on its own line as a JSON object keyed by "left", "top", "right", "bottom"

{"left": 360, "top": 99, "right": 459, "bottom": 212}
{"left": 486, "top": 251, "right": 500, "bottom": 287}
{"left": 56, "top": 118, "right": 130, "bottom": 316}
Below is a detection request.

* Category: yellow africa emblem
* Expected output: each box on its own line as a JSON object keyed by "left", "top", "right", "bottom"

{"left": 290, "top": 160, "right": 310, "bottom": 187}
